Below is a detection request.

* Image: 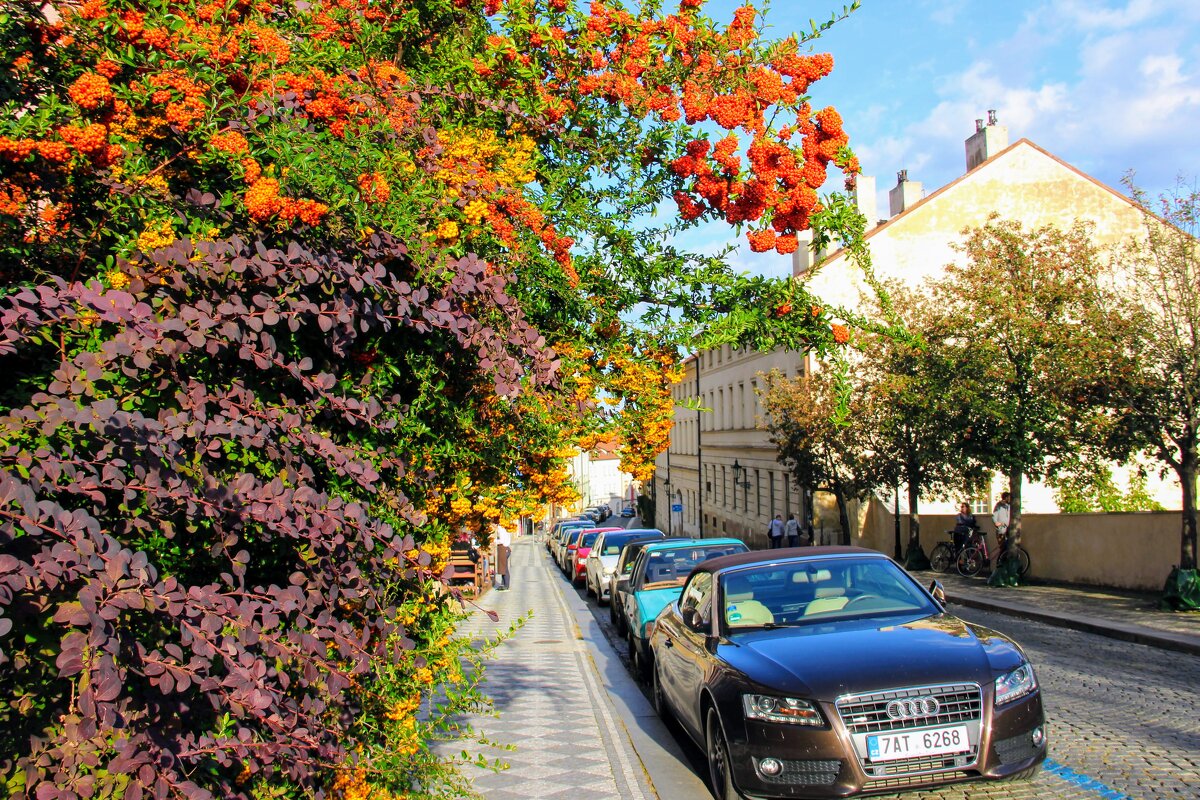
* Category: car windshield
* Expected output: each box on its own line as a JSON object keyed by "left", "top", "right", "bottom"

{"left": 641, "top": 544, "right": 748, "bottom": 589}
{"left": 603, "top": 532, "right": 657, "bottom": 555}
{"left": 721, "top": 557, "right": 937, "bottom": 630}
{"left": 581, "top": 532, "right": 600, "bottom": 547}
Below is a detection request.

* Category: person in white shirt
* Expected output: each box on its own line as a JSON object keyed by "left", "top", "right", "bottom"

{"left": 992, "top": 492, "right": 1011, "bottom": 550}
{"left": 767, "top": 514, "right": 785, "bottom": 549}
{"left": 784, "top": 513, "right": 801, "bottom": 547}
{"left": 494, "top": 522, "right": 512, "bottom": 590}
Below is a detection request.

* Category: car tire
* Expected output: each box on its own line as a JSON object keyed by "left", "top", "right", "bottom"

{"left": 628, "top": 631, "right": 649, "bottom": 682}
{"left": 652, "top": 664, "right": 671, "bottom": 721}
{"left": 610, "top": 602, "right": 622, "bottom": 631}
{"left": 999, "top": 763, "right": 1042, "bottom": 783}
{"left": 585, "top": 577, "right": 594, "bottom": 598}
{"left": 706, "top": 708, "right": 747, "bottom": 800}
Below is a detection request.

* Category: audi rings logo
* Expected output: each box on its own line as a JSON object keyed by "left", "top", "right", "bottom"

{"left": 885, "top": 697, "right": 940, "bottom": 720}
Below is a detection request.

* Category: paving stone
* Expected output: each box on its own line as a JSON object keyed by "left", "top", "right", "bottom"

{"left": 433, "top": 540, "right": 654, "bottom": 799}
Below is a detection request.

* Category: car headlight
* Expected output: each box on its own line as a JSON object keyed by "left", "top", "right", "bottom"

{"left": 742, "top": 694, "right": 824, "bottom": 726}
{"left": 994, "top": 662, "right": 1038, "bottom": 706}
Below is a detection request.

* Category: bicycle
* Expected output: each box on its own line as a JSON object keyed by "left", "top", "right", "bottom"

{"left": 957, "top": 530, "right": 1030, "bottom": 578}
{"left": 929, "top": 529, "right": 973, "bottom": 573}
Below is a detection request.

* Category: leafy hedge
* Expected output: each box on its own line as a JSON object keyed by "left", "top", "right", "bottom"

{"left": 0, "top": 0, "right": 861, "bottom": 796}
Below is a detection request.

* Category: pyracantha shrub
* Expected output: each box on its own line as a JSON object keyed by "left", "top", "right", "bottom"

{"left": 0, "top": 0, "right": 864, "bottom": 796}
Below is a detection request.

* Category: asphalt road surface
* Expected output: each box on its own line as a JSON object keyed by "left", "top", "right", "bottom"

{"left": 559, "top": 521, "right": 1200, "bottom": 799}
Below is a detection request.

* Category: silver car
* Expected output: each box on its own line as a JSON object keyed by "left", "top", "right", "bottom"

{"left": 584, "top": 528, "right": 666, "bottom": 603}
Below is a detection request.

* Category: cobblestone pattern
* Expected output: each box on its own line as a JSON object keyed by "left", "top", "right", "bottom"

{"left": 442, "top": 540, "right": 654, "bottom": 800}
{"left": 912, "top": 569, "right": 1200, "bottom": 641}
{"left": 949, "top": 606, "right": 1200, "bottom": 800}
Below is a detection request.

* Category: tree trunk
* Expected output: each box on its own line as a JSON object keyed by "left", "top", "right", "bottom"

{"left": 1180, "top": 457, "right": 1197, "bottom": 571}
{"left": 1008, "top": 467, "right": 1023, "bottom": 545}
{"left": 834, "top": 490, "right": 852, "bottom": 546}
{"left": 906, "top": 483, "right": 921, "bottom": 550}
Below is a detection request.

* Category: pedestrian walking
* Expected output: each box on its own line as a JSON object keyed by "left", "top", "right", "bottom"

{"left": 494, "top": 521, "right": 512, "bottom": 590}
{"left": 768, "top": 514, "right": 785, "bottom": 549}
{"left": 785, "top": 513, "right": 800, "bottom": 548}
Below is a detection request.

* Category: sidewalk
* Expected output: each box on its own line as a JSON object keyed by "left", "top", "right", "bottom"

{"left": 444, "top": 538, "right": 699, "bottom": 799}
{"left": 910, "top": 568, "right": 1200, "bottom": 656}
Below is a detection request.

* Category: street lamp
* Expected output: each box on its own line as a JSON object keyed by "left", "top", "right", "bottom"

{"left": 731, "top": 459, "right": 752, "bottom": 512}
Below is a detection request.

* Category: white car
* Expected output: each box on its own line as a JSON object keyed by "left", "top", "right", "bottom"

{"left": 584, "top": 528, "right": 666, "bottom": 604}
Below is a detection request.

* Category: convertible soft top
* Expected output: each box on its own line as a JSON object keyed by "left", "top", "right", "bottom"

{"left": 692, "top": 545, "right": 885, "bottom": 575}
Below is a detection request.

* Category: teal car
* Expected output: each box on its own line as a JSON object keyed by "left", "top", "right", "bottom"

{"left": 622, "top": 538, "right": 747, "bottom": 679}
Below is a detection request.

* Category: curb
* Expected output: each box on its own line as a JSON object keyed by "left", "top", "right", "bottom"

{"left": 943, "top": 591, "right": 1200, "bottom": 657}
{"left": 549, "top": 550, "right": 713, "bottom": 800}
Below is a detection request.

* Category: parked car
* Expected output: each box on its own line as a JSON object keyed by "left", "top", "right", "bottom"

{"left": 620, "top": 505, "right": 636, "bottom": 518}
{"left": 648, "top": 546, "right": 1047, "bottom": 799}
{"left": 584, "top": 528, "right": 666, "bottom": 603}
{"left": 622, "top": 537, "right": 748, "bottom": 680}
{"left": 608, "top": 533, "right": 669, "bottom": 632}
{"left": 548, "top": 520, "right": 590, "bottom": 562}
{"left": 560, "top": 527, "right": 619, "bottom": 573}
{"left": 570, "top": 529, "right": 607, "bottom": 587}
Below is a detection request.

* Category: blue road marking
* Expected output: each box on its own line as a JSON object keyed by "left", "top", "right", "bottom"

{"left": 1044, "top": 758, "right": 1135, "bottom": 800}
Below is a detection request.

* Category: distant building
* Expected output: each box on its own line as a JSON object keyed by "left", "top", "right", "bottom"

{"left": 569, "top": 437, "right": 636, "bottom": 517}
{"left": 656, "top": 114, "right": 1178, "bottom": 543}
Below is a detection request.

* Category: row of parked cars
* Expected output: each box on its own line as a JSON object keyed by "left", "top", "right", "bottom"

{"left": 545, "top": 516, "right": 1048, "bottom": 799}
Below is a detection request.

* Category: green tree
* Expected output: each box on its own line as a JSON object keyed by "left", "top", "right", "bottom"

{"left": 1110, "top": 177, "right": 1200, "bottom": 600}
{"left": 858, "top": 290, "right": 987, "bottom": 566}
{"left": 928, "top": 216, "right": 1124, "bottom": 547}
{"left": 762, "top": 362, "right": 875, "bottom": 545}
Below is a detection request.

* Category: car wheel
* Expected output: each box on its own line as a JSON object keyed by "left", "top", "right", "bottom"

{"left": 627, "top": 631, "right": 648, "bottom": 681}
{"left": 706, "top": 708, "right": 746, "bottom": 800}
{"left": 652, "top": 664, "right": 671, "bottom": 721}
{"left": 585, "top": 577, "right": 594, "bottom": 597}
{"left": 999, "top": 763, "right": 1042, "bottom": 783}
{"left": 609, "top": 603, "right": 619, "bottom": 628}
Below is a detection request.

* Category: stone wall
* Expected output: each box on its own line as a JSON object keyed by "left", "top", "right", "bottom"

{"left": 857, "top": 499, "right": 1182, "bottom": 591}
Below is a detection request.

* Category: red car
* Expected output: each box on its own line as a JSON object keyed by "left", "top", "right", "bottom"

{"left": 572, "top": 528, "right": 620, "bottom": 586}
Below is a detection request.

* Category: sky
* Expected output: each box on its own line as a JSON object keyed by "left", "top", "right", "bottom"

{"left": 686, "top": 0, "right": 1200, "bottom": 277}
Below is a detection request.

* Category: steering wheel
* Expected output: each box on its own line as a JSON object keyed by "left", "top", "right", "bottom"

{"left": 843, "top": 594, "right": 884, "bottom": 609}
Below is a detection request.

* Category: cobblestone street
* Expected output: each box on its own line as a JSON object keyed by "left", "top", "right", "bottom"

{"left": 447, "top": 539, "right": 1200, "bottom": 799}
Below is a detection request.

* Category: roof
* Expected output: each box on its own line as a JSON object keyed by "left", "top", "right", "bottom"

{"left": 812, "top": 138, "right": 1143, "bottom": 269}
{"left": 693, "top": 545, "right": 885, "bottom": 574}
{"left": 641, "top": 537, "right": 746, "bottom": 552}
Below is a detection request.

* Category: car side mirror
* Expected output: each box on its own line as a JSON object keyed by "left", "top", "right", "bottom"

{"left": 928, "top": 580, "right": 947, "bottom": 606}
{"left": 681, "top": 608, "right": 705, "bottom": 632}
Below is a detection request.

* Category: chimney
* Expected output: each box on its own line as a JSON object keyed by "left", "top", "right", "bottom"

{"left": 888, "top": 169, "right": 923, "bottom": 217}
{"left": 851, "top": 175, "right": 877, "bottom": 231}
{"left": 791, "top": 229, "right": 816, "bottom": 276}
{"left": 965, "top": 109, "right": 1009, "bottom": 171}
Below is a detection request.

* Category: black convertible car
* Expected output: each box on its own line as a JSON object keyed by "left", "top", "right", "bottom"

{"left": 648, "top": 547, "right": 1046, "bottom": 798}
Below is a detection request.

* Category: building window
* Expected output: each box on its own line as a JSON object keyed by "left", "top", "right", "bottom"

{"left": 970, "top": 492, "right": 991, "bottom": 516}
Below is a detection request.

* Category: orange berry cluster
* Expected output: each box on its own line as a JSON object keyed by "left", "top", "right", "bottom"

{"left": 357, "top": 172, "right": 391, "bottom": 204}
{"left": 68, "top": 72, "right": 114, "bottom": 110}
{"left": 244, "top": 178, "right": 329, "bottom": 226}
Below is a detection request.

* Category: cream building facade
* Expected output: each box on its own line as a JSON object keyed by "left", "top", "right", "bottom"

{"left": 654, "top": 116, "right": 1178, "bottom": 542}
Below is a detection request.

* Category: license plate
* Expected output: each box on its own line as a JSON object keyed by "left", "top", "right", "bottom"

{"left": 867, "top": 725, "right": 970, "bottom": 762}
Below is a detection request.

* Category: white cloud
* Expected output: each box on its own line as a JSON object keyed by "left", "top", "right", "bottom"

{"left": 1056, "top": 0, "right": 1160, "bottom": 30}
{"left": 849, "top": 14, "right": 1200, "bottom": 200}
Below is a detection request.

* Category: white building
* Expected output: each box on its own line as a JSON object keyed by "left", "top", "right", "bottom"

{"left": 655, "top": 115, "right": 1179, "bottom": 543}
